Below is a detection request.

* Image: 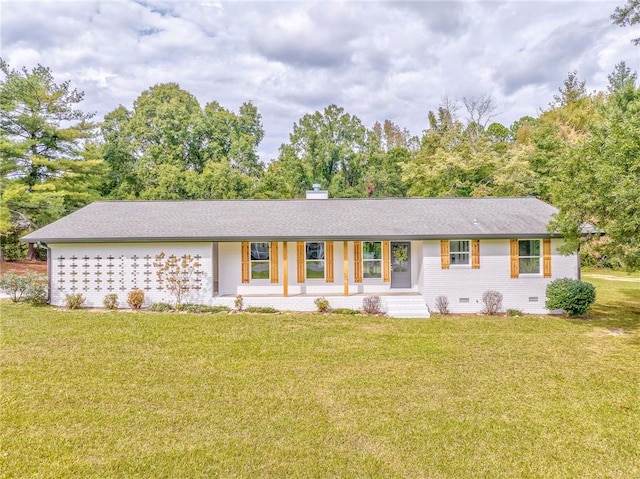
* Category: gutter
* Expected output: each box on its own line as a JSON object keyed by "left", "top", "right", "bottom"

{"left": 21, "top": 233, "right": 565, "bottom": 244}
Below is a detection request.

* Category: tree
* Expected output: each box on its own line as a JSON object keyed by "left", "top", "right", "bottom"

{"left": 153, "top": 252, "right": 204, "bottom": 307}
{"left": 549, "top": 67, "right": 640, "bottom": 270}
{"left": 607, "top": 61, "right": 637, "bottom": 93}
{"left": 612, "top": 0, "right": 640, "bottom": 45}
{"left": 552, "top": 71, "right": 587, "bottom": 107}
{"left": 0, "top": 60, "right": 101, "bottom": 259}
{"left": 402, "top": 95, "right": 538, "bottom": 198}
{"left": 101, "top": 84, "right": 264, "bottom": 199}
{"left": 259, "top": 105, "right": 368, "bottom": 198}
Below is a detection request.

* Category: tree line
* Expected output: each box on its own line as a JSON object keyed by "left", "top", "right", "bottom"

{"left": 1, "top": 58, "right": 639, "bottom": 269}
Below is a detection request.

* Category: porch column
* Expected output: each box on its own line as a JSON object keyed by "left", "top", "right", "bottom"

{"left": 283, "top": 242, "right": 288, "bottom": 297}
{"left": 343, "top": 240, "right": 349, "bottom": 296}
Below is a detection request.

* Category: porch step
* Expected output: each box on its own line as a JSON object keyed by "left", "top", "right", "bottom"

{"left": 384, "top": 296, "right": 430, "bottom": 318}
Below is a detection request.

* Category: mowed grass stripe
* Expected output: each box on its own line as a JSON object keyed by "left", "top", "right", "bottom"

{"left": 1, "top": 275, "right": 639, "bottom": 478}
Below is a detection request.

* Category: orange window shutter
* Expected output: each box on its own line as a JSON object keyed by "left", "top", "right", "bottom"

{"left": 472, "top": 240, "right": 480, "bottom": 269}
{"left": 440, "top": 240, "right": 450, "bottom": 270}
{"left": 510, "top": 239, "right": 519, "bottom": 279}
{"left": 353, "top": 241, "right": 363, "bottom": 283}
{"left": 297, "top": 242, "right": 305, "bottom": 283}
{"left": 270, "top": 242, "right": 279, "bottom": 283}
{"left": 543, "top": 238, "right": 552, "bottom": 278}
{"left": 326, "top": 241, "right": 334, "bottom": 283}
{"left": 383, "top": 241, "right": 391, "bottom": 282}
{"left": 241, "top": 242, "right": 250, "bottom": 284}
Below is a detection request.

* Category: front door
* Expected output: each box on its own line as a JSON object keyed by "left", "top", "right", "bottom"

{"left": 390, "top": 242, "right": 411, "bottom": 288}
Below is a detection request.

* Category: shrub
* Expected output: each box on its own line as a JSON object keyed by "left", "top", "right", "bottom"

{"left": 331, "top": 308, "right": 359, "bottom": 315}
{"left": 149, "top": 302, "right": 174, "bottom": 312}
{"left": 103, "top": 293, "right": 119, "bottom": 310}
{"left": 362, "top": 296, "right": 382, "bottom": 315}
{"left": 314, "top": 297, "right": 330, "bottom": 313}
{"left": 65, "top": 293, "right": 85, "bottom": 310}
{"left": 127, "top": 289, "right": 145, "bottom": 310}
{"left": 507, "top": 308, "right": 523, "bottom": 317}
{"left": 0, "top": 272, "right": 30, "bottom": 302}
{"left": 481, "top": 290, "right": 503, "bottom": 315}
{"left": 24, "top": 273, "right": 48, "bottom": 306}
{"left": 179, "top": 304, "right": 231, "bottom": 314}
{"left": 1, "top": 242, "right": 26, "bottom": 261}
{"left": 234, "top": 294, "right": 244, "bottom": 311}
{"left": 545, "top": 278, "right": 596, "bottom": 316}
{"left": 0, "top": 272, "right": 47, "bottom": 303}
{"left": 244, "top": 306, "right": 279, "bottom": 314}
{"left": 434, "top": 295, "right": 450, "bottom": 315}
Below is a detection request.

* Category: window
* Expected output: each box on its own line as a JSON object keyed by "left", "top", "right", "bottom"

{"left": 450, "top": 240, "right": 470, "bottom": 265}
{"left": 518, "top": 240, "right": 540, "bottom": 274}
{"left": 362, "top": 241, "right": 382, "bottom": 279}
{"left": 250, "top": 242, "right": 270, "bottom": 280}
{"left": 305, "top": 242, "right": 325, "bottom": 279}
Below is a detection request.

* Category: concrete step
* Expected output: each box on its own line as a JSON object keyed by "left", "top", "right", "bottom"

{"left": 384, "top": 297, "right": 430, "bottom": 318}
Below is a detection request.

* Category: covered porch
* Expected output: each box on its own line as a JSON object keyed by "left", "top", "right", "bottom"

{"left": 210, "top": 291, "right": 430, "bottom": 318}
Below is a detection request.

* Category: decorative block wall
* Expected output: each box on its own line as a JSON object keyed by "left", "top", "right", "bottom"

{"left": 48, "top": 243, "right": 213, "bottom": 308}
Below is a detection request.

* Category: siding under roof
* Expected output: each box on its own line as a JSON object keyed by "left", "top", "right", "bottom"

{"left": 21, "top": 197, "right": 559, "bottom": 243}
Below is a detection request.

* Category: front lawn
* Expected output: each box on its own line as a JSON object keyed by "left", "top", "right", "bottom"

{"left": 1, "top": 276, "right": 639, "bottom": 478}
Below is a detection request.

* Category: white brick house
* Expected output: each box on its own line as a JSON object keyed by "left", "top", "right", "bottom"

{"left": 22, "top": 194, "right": 580, "bottom": 316}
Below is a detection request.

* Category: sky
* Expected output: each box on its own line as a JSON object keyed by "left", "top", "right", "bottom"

{"left": 1, "top": 0, "right": 639, "bottom": 162}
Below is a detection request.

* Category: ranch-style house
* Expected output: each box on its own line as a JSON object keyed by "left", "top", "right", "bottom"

{"left": 22, "top": 188, "right": 580, "bottom": 317}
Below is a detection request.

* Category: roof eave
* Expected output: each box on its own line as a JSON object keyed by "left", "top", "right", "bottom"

{"left": 24, "top": 233, "right": 563, "bottom": 244}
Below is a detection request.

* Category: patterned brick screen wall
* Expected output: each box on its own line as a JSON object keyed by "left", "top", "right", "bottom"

{"left": 49, "top": 243, "right": 212, "bottom": 307}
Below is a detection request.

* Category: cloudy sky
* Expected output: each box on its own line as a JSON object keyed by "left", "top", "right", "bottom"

{"left": 1, "top": 0, "right": 638, "bottom": 161}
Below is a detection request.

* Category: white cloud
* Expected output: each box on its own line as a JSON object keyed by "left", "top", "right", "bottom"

{"left": 1, "top": 0, "right": 637, "bottom": 161}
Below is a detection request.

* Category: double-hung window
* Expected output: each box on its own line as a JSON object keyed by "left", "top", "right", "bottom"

{"left": 250, "top": 242, "right": 270, "bottom": 280}
{"left": 518, "top": 240, "right": 541, "bottom": 274}
{"left": 450, "top": 240, "right": 470, "bottom": 266}
{"left": 306, "top": 242, "right": 325, "bottom": 279}
{"left": 362, "top": 241, "right": 382, "bottom": 279}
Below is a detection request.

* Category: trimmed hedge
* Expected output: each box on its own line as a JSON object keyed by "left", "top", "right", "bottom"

{"left": 545, "top": 278, "right": 596, "bottom": 316}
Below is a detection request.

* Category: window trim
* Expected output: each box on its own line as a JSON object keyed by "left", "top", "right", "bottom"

{"left": 250, "top": 242, "right": 270, "bottom": 281}
{"left": 305, "top": 241, "right": 325, "bottom": 280}
{"left": 518, "top": 239, "right": 541, "bottom": 275}
{"left": 449, "top": 239, "right": 471, "bottom": 267}
{"left": 362, "top": 241, "right": 383, "bottom": 280}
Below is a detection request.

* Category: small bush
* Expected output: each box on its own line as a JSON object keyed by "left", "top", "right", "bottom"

{"left": 234, "top": 294, "right": 244, "bottom": 311}
{"left": 179, "top": 304, "right": 232, "bottom": 314}
{"left": 127, "top": 289, "right": 145, "bottom": 310}
{"left": 546, "top": 278, "right": 596, "bottom": 316}
{"left": 481, "top": 290, "right": 503, "bottom": 315}
{"left": 362, "top": 296, "right": 382, "bottom": 315}
{"left": 103, "top": 293, "right": 119, "bottom": 310}
{"left": 24, "top": 274, "right": 48, "bottom": 306}
{"left": 434, "top": 295, "right": 450, "bottom": 315}
{"left": 65, "top": 293, "right": 86, "bottom": 310}
{"left": 507, "top": 308, "right": 523, "bottom": 317}
{"left": 331, "top": 308, "right": 359, "bottom": 315}
{"left": 314, "top": 297, "right": 330, "bottom": 313}
{"left": 244, "top": 306, "right": 279, "bottom": 313}
{"left": 149, "top": 302, "right": 174, "bottom": 312}
{"left": 1, "top": 272, "right": 48, "bottom": 304}
{"left": 0, "top": 272, "right": 30, "bottom": 302}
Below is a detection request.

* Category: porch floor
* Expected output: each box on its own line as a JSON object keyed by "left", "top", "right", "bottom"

{"left": 216, "top": 291, "right": 421, "bottom": 298}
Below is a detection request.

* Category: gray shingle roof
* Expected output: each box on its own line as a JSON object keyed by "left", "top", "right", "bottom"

{"left": 22, "top": 197, "right": 559, "bottom": 243}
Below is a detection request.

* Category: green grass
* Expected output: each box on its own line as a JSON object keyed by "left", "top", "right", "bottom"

{"left": 1, "top": 275, "right": 639, "bottom": 478}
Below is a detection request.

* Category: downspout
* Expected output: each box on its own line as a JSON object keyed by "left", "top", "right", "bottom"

{"left": 42, "top": 242, "right": 52, "bottom": 304}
